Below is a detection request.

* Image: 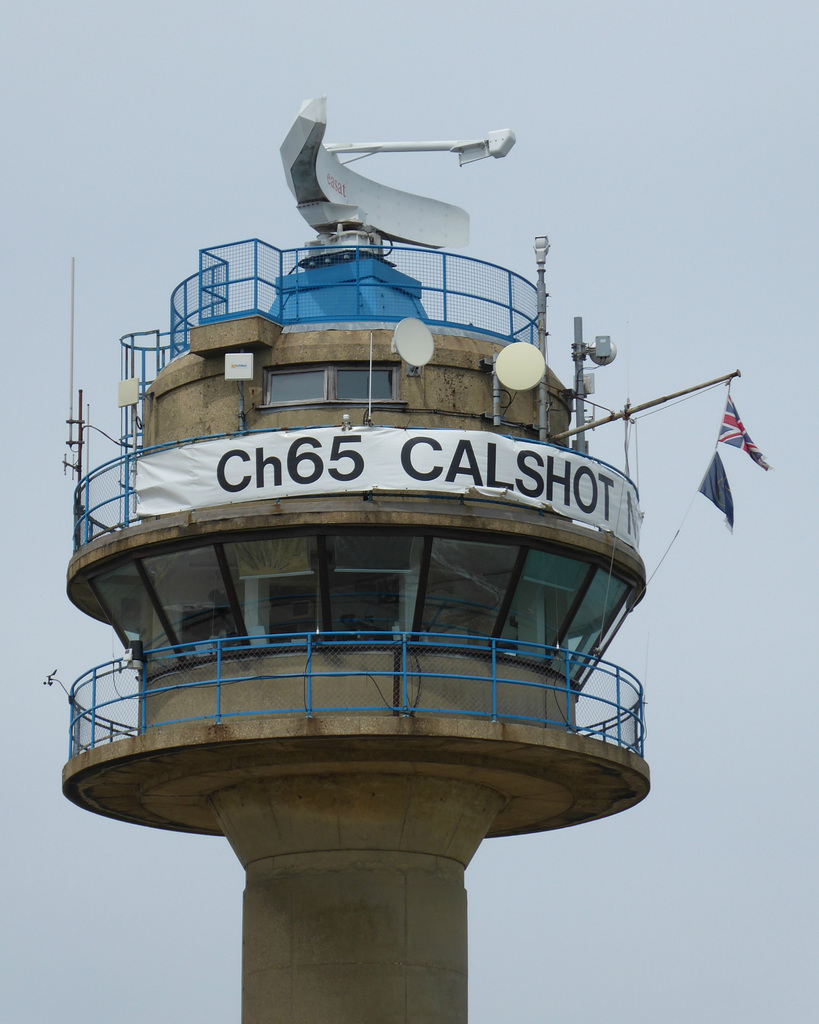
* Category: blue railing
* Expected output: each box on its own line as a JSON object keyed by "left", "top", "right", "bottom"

{"left": 169, "top": 239, "right": 538, "bottom": 358}
{"left": 68, "top": 632, "right": 644, "bottom": 758}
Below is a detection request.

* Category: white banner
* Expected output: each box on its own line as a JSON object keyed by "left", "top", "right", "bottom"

{"left": 135, "top": 427, "right": 641, "bottom": 549}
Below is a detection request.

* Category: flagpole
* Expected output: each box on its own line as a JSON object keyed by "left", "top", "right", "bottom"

{"left": 549, "top": 369, "right": 741, "bottom": 444}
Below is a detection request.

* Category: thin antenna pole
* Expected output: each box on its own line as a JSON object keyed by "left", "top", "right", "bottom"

{"left": 77, "top": 389, "right": 84, "bottom": 481}
{"left": 367, "top": 331, "right": 373, "bottom": 424}
{"left": 68, "top": 258, "right": 75, "bottom": 441}
{"left": 534, "top": 236, "right": 549, "bottom": 440}
{"left": 571, "top": 316, "right": 588, "bottom": 454}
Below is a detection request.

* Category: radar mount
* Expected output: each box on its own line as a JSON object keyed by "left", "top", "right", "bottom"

{"left": 280, "top": 97, "right": 515, "bottom": 249}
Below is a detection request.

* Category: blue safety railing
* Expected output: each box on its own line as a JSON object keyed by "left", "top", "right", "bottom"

{"left": 168, "top": 239, "right": 538, "bottom": 359}
{"left": 68, "top": 632, "right": 644, "bottom": 759}
{"left": 111, "top": 239, "right": 538, "bottom": 481}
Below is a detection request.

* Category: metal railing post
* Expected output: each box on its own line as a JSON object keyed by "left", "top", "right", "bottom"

{"left": 639, "top": 686, "right": 645, "bottom": 756}
{"left": 401, "top": 634, "right": 409, "bottom": 712}
{"left": 276, "top": 246, "right": 283, "bottom": 320}
{"left": 69, "top": 697, "right": 76, "bottom": 759}
{"left": 84, "top": 475, "right": 91, "bottom": 545}
{"left": 253, "top": 239, "right": 259, "bottom": 314}
{"left": 616, "top": 667, "right": 622, "bottom": 747}
{"left": 90, "top": 669, "right": 97, "bottom": 750}
{"left": 491, "top": 638, "right": 498, "bottom": 722}
{"left": 139, "top": 659, "right": 147, "bottom": 735}
{"left": 215, "top": 639, "right": 222, "bottom": 724}
{"left": 442, "top": 252, "right": 448, "bottom": 323}
{"left": 123, "top": 455, "right": 130, "bottom": 528}
{"left": 564, "top": 649, "right": 572, "bottom": 733}
{"left": 305, "top": 633, "right": 313, "bottom": 716}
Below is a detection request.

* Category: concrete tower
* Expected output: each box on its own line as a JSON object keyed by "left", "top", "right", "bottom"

{"left": 64, "top": 104, "right": 649, "bottom": 1024}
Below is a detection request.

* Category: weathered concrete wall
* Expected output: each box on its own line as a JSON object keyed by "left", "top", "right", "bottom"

{"left": 143, "top": 318, "right": 570, "bottom": 447}
{"left": 209, "top": 774, "right": 505, "bottom": 1024}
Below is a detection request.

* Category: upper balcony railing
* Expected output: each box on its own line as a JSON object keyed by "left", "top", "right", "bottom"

{"left": 169, "top": 239, "right": 538, "bottom": 360}
{"left": 115, "top": 239, "right": 538, "bottom": 457}
{"left": 68, "top": 632, "right": 645, "bottom": 760}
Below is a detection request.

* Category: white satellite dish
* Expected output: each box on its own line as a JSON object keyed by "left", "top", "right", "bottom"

{"left": 392, "top": 318, "right": 435, "bottom": 367}
{"left": 495, "top": 342, "right": 546, "bottom": 391}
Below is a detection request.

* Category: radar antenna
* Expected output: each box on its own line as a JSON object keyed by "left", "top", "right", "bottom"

{"left": 280, "top": 97, "right": 515, "bottom": 249}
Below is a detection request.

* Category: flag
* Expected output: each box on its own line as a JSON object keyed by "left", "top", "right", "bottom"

{"left": 699, "top": 451, "right": 734, "bottom": 531}
{"left": 718, "top": 395, "right": 770, "bottom": 470}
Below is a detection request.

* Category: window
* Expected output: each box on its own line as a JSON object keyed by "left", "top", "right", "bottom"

{"left": 266, "top": 369, "right": 325, "bottom": 403}
{"left": 326, "top": 534, "right": 421, "bottom": 632}
{"left": 92, "top": 562, "right": 171, "bottom": 649}
{"left": 142, "top": 547, "right": 238, "bottom": 645}
{"left": 501, "top": 550, "right": 592, "bottom": 647}
{"left": 422, "top": 538, "right": 519, "bottom": 638}
{"left": 89, "top": 533, "right": 637, "bottom": 662}
{"left": 224, "top": 537, "right": 319, "bottom": 636}
{"left": 264, "top": 365, "right": 397, "bottom": 406}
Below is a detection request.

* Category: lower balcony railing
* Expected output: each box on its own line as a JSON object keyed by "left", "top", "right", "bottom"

{"left": 68, "top": 632, "right": 645, "bottom": 759}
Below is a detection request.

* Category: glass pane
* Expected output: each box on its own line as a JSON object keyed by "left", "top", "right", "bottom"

{"left": 563, "top": 569, "right": 629, "bottom": 655}
{"left": 266, "top": 369, "right": 325, "bottom": 403}
{"left": 143, "top": 547, "right": 237, "bottom": 645}
{"left": 501, "top": 550, "right": 591, "bottom": 647}
{"left": 93, "top": 562, "right": 169, "bottom": 649}
{"left": 224, "top": 537, "right": 319, "bottom": 636}
{"left": 422, "top": 538, "right": 518, "bottom": 638}
{"left": 336, "top": 368, "right": 393, "bottom": 401}
{"left": 327, "top": 534, "right": 421, "bottom": 632}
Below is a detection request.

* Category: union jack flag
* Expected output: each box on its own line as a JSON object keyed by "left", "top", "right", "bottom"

{"left": 718, "top": 395, "right": 770, "bottom": 471}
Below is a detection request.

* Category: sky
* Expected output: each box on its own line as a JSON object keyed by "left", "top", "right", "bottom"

{"left": 1, "top": 1, "right": 816, "bottom": 1021}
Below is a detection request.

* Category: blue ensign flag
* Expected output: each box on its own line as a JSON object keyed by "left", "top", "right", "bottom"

{"left": 699, "top": 451, "right": 734, "bottom": 530}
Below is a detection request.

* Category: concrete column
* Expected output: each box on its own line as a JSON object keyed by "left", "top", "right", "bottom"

{"left": 209, "top": 773, "right": 505, "bottom": 1024}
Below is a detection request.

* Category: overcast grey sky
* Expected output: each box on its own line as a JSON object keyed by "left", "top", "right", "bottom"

{"left": 1, "top": 2, "right": 816, "bottom": 1021}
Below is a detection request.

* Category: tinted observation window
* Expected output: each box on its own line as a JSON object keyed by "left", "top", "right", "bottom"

{"left": 265, "top": 370, "right": 325, "bottom": 404}
{"left": 90, "top": 534, "right": 634, "bottom": 659}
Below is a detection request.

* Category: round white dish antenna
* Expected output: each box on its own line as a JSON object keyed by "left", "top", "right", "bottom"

{"left": 495, "top": 342, "right": 546, "bottom": 391}
{"left": 392, "top": 318, "right": 435, "bottom": 367}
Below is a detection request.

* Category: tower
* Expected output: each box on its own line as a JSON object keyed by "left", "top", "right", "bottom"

{"left": 63, "top": 101, "right": 649, "bottom": 1024}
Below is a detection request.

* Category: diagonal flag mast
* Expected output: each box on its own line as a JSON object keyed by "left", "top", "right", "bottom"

{"left": 549, "top": 369, "right": 742, "bottom": 444}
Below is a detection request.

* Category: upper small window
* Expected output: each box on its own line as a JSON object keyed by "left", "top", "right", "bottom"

{"left": 336, "top": 368, "right": 394, "bottom": 401}
{"left": 267, "top": 369, "right": 325, "bottom": 404}
{"left": 264, "top": 365, "right": 397, "bottom": 406}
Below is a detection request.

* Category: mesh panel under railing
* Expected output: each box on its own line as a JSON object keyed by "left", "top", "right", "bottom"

{"left": 572, "top": 659, "right": 643, "bottom": 749}
{"left": 74, "top": 457, "right": 137, "bottom": 547}
{"left": 70, "top": 662, "right": 141, "bottom": 754}
{"left": 170, "top": 273, "right": 200, "bottom": 358}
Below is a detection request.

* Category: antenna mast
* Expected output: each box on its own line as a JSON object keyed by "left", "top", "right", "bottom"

{"left": 64, "top": 258, "right": 84, "bottom": 479}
